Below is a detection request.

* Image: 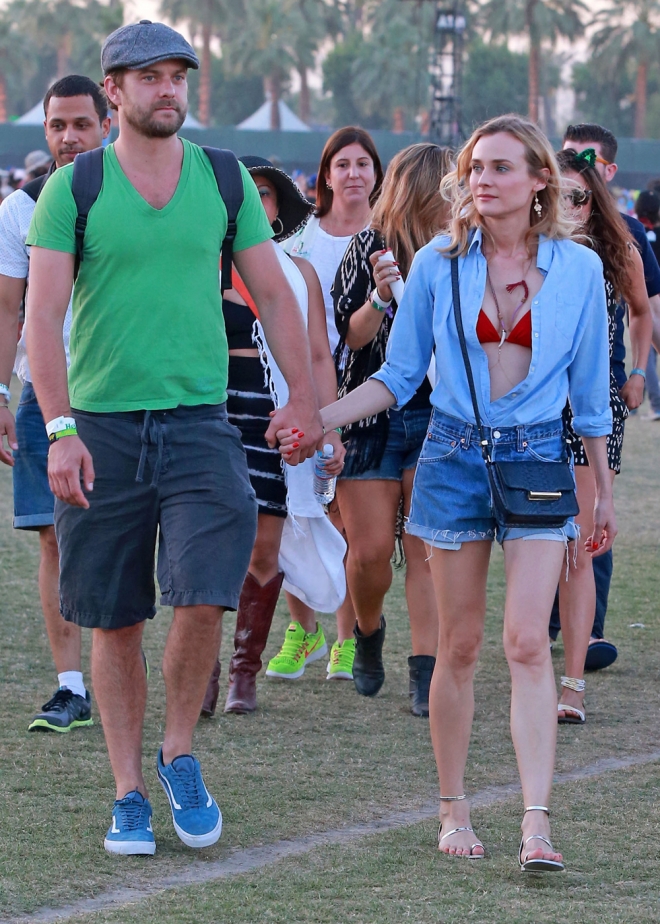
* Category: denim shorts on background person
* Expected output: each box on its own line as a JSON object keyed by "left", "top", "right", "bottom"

{"left": 406, "top": 409, "right": 579, "bottom": 549}
{"left": 12, "top": 381, "right": 54, "bottom": 530}
{"left": 340, "top": 405, "right": 432, "bottom": 481}
{"left": 56, "top": 403, "right": 258, "bottom": 630}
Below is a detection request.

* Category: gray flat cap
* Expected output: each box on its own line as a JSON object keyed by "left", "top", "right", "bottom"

{"left": 101, "top": 20, "right": 199, "bottom": 75}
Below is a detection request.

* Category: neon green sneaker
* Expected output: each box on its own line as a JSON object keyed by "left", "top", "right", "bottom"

{"left": 326, "top": 638, "right": 356, "bottom": 680}
{"left": 266, "top": 622, "right": 328, "bottom": 680}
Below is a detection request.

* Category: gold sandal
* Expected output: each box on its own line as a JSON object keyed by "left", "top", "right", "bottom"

{"left": 558, "top": 676, "right": 586, "bottom": 725}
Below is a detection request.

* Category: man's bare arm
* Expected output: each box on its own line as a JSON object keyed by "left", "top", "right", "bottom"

{"left": 233, "top": 240, "right": 322, "bottom": 461}
{"left": 0, "top": 274, "right": 25, "bottom": 464}
{"left": 25, "top": 247, "right": 73, "bottom": 419}
{"left": 26, "top": 246, "right": 94, "bottom": 507}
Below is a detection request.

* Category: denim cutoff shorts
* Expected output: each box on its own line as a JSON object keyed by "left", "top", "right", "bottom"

{"left": 340, "top": 404, "right": 432, "bottom": 481}
{"left": 406, "top": 409, "right": 578, "bottom": 550}
{"left": 12, "top": 382, "right": 54, "bottom": 530}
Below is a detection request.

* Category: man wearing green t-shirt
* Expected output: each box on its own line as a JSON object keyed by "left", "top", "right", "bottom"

{"left": 26, "top": 21, "right": 321, "bottom": 857}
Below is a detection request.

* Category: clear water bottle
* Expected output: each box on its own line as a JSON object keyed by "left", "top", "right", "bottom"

{"left": 313, "top": 443, "right": 337, "bottom": 504}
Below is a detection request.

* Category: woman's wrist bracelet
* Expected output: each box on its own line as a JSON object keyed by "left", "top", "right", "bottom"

{"left": 322, "top": 426, "right": 343, "bottom": 435}
{"left": 0, "top": 383, "right": 11, "bottom": 404}
{"left": 46, "top": 415, "right": 78, "bottom": 443}
{"left": 630, "top": 367, "right": 646, "bottom": 380}
{"left": 370, "top": 288, "right": 392, "bottom": 312}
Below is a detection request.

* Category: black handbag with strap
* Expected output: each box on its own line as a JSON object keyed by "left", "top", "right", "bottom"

{"left": 450, "top": 255, "right": 579, "bottom": 529}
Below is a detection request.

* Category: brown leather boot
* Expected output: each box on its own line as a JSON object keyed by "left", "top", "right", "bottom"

{"left": 200, "top": 659, "right": 222, "bottom": 718}
{"left": 224, "top": 571, "right": 284, "bottom": 714}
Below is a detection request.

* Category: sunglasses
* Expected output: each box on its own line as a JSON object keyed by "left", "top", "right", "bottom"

{"left": 563, "top": 188, "right": 592, "bottom": 207}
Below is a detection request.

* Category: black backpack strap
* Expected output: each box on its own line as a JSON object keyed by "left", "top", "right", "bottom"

{"left": 71, "top": 147, "right": 105, "bottom": 279}
{"left": 202, "top": 147, "right": 244, "bottom": 292}
{"left": 21, "top": 172, "right": 51, "bottom": 203}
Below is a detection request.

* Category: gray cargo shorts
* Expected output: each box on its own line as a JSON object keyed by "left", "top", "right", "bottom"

{"left": 55, "top": 403, "right": 258, "bottom": 630}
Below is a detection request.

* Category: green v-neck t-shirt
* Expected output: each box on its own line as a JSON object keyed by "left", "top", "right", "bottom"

{"left": 26, "top": 139, "right": 273, "bottom": 412}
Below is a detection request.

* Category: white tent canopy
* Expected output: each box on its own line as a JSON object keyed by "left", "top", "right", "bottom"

{"left": 15, "top": 101, "right": 44, "bottom": 124}
{"left": 237, "top": 99, "right": 310, "bottom": 132}
{"left": 16, "top": 99, "right": 203, "bottom": 129}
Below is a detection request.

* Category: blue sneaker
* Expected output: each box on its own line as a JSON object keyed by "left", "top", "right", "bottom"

{"left": 104, "top": 791, "right": 156, "bottom": 856}
{"left": 157, "top": 750, "right": 222, "bottom": 848}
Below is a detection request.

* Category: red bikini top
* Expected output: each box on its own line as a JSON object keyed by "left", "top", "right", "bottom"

{"left": 476, "top": 309, "right": 532, "bottom": 349}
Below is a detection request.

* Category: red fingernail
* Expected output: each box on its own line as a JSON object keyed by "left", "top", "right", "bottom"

{"left": 293, "top": 442, "right": 299, "bottom": 448}
{"left": 297, "top": 432, "right": 304, "bottom": 437}
{"left": 292, "top": 428, "right": 299, "bottom": 433}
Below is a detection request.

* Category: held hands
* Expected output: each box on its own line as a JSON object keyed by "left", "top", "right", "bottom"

{"left": 369, "top": 250, "right": 401, "bottom": 303}
{"left": 48, "top": 435, "right": 95, "bottom": 508}
{"left": 585, "top": 496, "right": 617, "bottom": 558}
{"left": 276, "top": 425, "right": 346, "bottom": 473}
{"left": 265, "top": 399, "right": 323, "bottom": 466}
{"left": 0, "top": 406, "right": 17, "bottom": 466}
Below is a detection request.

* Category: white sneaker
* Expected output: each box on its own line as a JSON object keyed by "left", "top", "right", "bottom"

{"left": 642, "top": 410, "right": 660, "bottom": 421}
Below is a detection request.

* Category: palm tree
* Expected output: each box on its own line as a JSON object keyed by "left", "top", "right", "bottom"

{"left": 221, "top": 0, "right": 300, "bottom": 130}
{"left": 10, "top": 0, "right": 123, "bottom": 80}
{"left": 289, "top": 0, "right": 339, "bottom": 124}
{"left": 590, "top": 0, "right": 660, "bottom": 140}
{"left": 160, "top": 0, "right": 226, "bottom": 126}
{"left": 355, "top": 0, "right": 435, "bottom": 130}
{"left": 0, "top": 15, "right": 33, "bottom": 121}
{"left": 477, "top": 0, "right": 586, "bottom": 124}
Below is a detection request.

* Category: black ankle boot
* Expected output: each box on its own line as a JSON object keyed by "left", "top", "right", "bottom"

{"left": 353, "top": 616, "right": 386, "bottom": 697}
{"left": 408, "top": 655, "right": 435, "bottom": 717}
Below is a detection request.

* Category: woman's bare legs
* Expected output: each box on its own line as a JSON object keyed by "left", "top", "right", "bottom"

{"left": 402, "top": 468, "right": 438, "bottom": 656}
{"left": 558, "top": 466, "right": 616, "bottom": 717}
{"left": 335, "top": 479, "right": 401, "bottom": 635}
{"left": 427, "top": 541, "right": 490, "bottom": 856}
{"left": 285, "top": 592, "right": 318, "bottom": 634}
{"left": 503, "top": 538, "right": 565, "bottom": 863}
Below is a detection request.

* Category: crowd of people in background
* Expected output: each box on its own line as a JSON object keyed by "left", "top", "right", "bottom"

{"left": 0, "top": 18, "right": 657, "bottom": 874}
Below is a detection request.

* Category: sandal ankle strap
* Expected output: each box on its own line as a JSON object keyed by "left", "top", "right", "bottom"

{"left": 524, "top": 805, "right": 550, "bottom": 815}
{"left": 439, "top": 794, "right": 466, "bottom": 801}
{"left": 561, "top": 675, "right": 586, "bottom": 693}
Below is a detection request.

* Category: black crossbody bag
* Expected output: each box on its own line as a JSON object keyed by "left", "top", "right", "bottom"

{"left": 450, "top": 256, "right": 579, "bottom": 529}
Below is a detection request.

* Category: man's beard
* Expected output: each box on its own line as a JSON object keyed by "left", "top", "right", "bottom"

{"left": 124, "top": 100, "right": 186, "bottom": 138}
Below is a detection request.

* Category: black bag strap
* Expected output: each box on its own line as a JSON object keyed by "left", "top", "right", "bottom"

{"left": 450, "top": 255, "right": 491, "bottom": 463}
{"left": 71, "top": 147, "right": 105, "bottom": 280}
{"left": 68, "top": 144, "right": 244, "bottom": 289}
{"left": 21, "top": 172, "right": 50, "bottom": 203}
{"left": 201, "top": 146, "right": 244, "bottom": 293}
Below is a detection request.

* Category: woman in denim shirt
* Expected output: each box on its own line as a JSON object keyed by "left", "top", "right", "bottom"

{"left": 278, "top": 115, "right": 616, "bottom": 871}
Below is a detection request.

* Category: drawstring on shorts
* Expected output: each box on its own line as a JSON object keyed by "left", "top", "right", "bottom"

{"left": 135, "top": 410, "right": 165, "bottom": 487}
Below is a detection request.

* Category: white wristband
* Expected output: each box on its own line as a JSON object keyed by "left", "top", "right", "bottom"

{"left": 46, "top": 415, "right": 77, "bottom": 437}
{"left": 370, "top": 289, "right": 392, "bottom": 310}
{"left": 0, "top": 383, "right": 10, "bottom": 403}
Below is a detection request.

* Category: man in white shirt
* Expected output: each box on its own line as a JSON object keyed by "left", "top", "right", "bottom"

{"left": 0, "top": 75, "right": 110, "bottom": 732}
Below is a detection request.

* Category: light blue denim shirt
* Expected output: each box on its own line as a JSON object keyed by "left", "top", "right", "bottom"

{"left": 372, "top": 230, "right": 613, "bottom": 437}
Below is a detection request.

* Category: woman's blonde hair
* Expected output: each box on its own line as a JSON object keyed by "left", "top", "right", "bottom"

{"left": 371, "top": 143, "right": 452, "bottom": 277}
{"left": 441, "top": 113, "right": 576, "bottom": 255}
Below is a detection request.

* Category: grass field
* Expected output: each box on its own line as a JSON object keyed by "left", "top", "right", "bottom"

{"left": 0, "top": 381, "right": 659, "bottom": 924}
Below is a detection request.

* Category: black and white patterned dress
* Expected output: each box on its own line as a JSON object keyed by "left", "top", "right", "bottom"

{"left": 563, "top": 277, "right": 628, "bottom": 473}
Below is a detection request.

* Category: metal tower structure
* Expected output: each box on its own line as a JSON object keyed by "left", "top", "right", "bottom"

{"left": 429, "top": 5, "right": 466, "bottom": 148}
{"left": 402, "top": 1, "right": 466, "bottom": 149}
